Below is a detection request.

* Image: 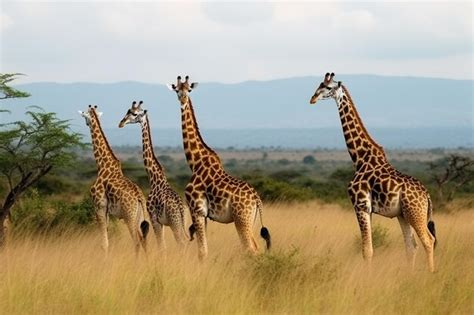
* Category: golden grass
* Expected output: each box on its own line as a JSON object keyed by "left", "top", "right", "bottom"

{"left": 1, "top": 201, "right": 473, "bottom": 314}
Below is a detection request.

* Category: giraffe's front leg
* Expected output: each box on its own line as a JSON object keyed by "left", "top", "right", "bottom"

{"left": 354, "top": 200, "right": 373, "bottom": 263}
{"left": 192, "top": 214, "right": 208, "bottom": 260}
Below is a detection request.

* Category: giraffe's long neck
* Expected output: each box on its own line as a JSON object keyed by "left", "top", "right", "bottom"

{"left": 89, "top": 111, "right": 122, "bottom": 173}
{"left": 181, "top": 98, "right": 221, "bottom": 172}
{"left": 140, "top": 115, "right": 167, "bottom": 183}
{"left": 335, "top": 86, "right": 387, "bottom": 168}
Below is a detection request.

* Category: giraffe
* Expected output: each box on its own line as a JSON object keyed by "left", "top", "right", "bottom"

{"left": 309, "top": 73, "right": 436, "bottom": 272}
{"left": 167, "top": 75, "right": 271, "bottom": 260}
{"left": 79, "top": 105, "right": 151, "bottom": 255}
{"left": 118, "top": 101, "right": 189, "bottom": 250}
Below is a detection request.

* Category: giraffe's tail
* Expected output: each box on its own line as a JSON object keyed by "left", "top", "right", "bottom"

{"left": 257, "top": 199, "right": 271, "bottom": 251}
{"left": 140, "top": 221, "right": 150, "bottom": 239}
{"left": 138, "top": 200, "right": 150, "bottom": 240}
{"left": 427, "top": 195, "right": 437, "bottom": 248}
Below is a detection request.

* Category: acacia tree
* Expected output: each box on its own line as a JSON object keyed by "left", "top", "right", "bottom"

{"left": 0, "top": 73, "right": 85, "bottom": 246}
{"left": 429, "top": 154, "right": 474, "bottom": 203}
{"left": 0, "top": 73, "right": 30, "bottom": 100}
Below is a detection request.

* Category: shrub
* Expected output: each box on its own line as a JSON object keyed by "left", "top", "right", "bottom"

{"left": 243, "top": 175, "right": 314, "bottom": 202}
{"left": 329, "top": 167, "right": 353, "bottom": 182}
{"left": 11, "top": 190, "right": 95, "bottom": 235}
{"left": 277, "top": 159, "right": 290, "bottom": 166}
{"left": 246, "top": 248, "right": 339, "bottom": 299}
{"left": 303, "top": 155, "right": 316, "bottom": 165}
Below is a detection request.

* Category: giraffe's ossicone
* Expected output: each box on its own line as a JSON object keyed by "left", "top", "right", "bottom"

{"left": 119, "top": 101, "right": 189, "bottom": 251}
{"left": 167, "top": 75, "right": 271, "bottom": 260}
{"left": 309, "top": 73, "right": 436, "bottom": 272}
{"left": 79, "top": 105, "right": 151, "bottom": 255}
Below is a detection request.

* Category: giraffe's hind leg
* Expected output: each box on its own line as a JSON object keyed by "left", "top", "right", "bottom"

{"left": 402, "top": 198, "right": 435, "bottom": 272}
{"left": 124, "top": 218, "right": 142, "bottom": 257}
{"left": 96, "top": 211, "right": 109, "bottom": 254}
{"left": 187, "top": 196, "right": 208, "bottom": 260}
{"left": 153, "top": 222, "right": 166, "bottom": 252}
{"left": 93, "top": 195, "right": 109, "bottom": 254}
{"left": 412, "top": 223, "right": 435, "bottom": 272}
{"left": 234, "top": 213, "right": 258, "bottom": 255}
{"left": 169, "top": 218, "right": 187, "bottom": 248}
{"left": 397, "top": 216, "right": 418, "bottom": 270}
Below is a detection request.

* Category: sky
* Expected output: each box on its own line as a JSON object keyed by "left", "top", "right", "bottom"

{"left": 0, "top": 1, "right": 472, "bottom": 84}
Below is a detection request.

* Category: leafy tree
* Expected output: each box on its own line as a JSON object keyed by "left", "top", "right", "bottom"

{"left": 0, "top": 73, "right": 85, "bottom": 246}
{"left": 0, "top": 73, "right": 30, "bottom": 100}
{"left": 429, "top": 154, "right": 474, "bottom": 203}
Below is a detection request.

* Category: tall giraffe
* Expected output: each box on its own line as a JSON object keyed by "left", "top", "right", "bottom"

{"left": 118, "top": 101, "right": 189, "bottom": 249}
{"left": 167, "top": 75, "right": 271, "bottom": 260}
{"left": 309, "top": 73, "right": 436, "bottom": 272}
{"left": 79, "top": 105, "right": 151, "bottom": 255}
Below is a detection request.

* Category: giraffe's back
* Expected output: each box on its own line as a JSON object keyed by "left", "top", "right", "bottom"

{"left": 203, "top": 172, "right": 260, "bottom": 223}
{"left": 148, "top": 184, "right": 187, "bottom": 226}
{"left": 102, "top": 176, "right": 146, "bottom": 218}
{"left": 350, "top": 162, "right": 429, "bottom": 218}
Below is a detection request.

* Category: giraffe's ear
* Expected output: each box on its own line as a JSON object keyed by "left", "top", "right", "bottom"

{"left": 190, "top": 82, "right": 198, "bottom": 90}
{"left": 338, "top": 81, "right": 342, "bottom": 87}
{"left": 97, "top": 112, "right": 103, "bottom": 118}
{"left": 166, "top": 84, "right": 176, "bottom": 91}
{"left": 78, "top": 110, "right": 83, "bottom": 115}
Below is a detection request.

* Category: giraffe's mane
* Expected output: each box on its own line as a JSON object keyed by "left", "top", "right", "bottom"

{"left": 90, "top": 109, "right": 120, "bottom": 163}
{"left": 187, "top": 98, "right": 221, "bottom": 162}
{"left": 341, "top": 85, "right": 386, "bottom": 154}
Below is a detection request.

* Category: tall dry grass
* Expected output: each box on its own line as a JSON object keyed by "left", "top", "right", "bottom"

{"left": 0, "top": 201, "right": 472, "bottom": 314}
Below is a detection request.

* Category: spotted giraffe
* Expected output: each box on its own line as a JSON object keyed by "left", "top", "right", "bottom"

{"left": 167, "top": 76, "right": 271, "bottom": 260}
{"left": 309, "top": 73, "right": 436, "bottom": 272}
{"left": 119, "top": 101, "right": 189, "bottom": 250}
{"left": 79, "top": 105, "right": 151, "bottom": 255}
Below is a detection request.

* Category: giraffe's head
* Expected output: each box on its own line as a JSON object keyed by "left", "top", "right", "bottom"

{"left": 78, "top": 105, "right": 102, "bottom": 127}
{"left": 167, "top": 75, "right": 198, "bottom": 108}
{"left": 309, "top": 72, "right": 342, "bottom": 105}
{"left": 118, "top": 101, "right": 147, "bottom": 128}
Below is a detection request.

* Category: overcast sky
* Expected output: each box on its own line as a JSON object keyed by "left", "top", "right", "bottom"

{"left": 0, "top": 1, "right": 472, "bottom": 84}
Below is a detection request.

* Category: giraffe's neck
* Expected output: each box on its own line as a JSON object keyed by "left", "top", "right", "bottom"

{"left": 88, "top": 111, "right": 122, "bottom": 173}
{"left": 335, "top": 86, "right": 387, "bottom": 168}
{"left": 140, "top": 115, "right": 167, "bottom": 183}
{"left": 181, "top": 98, "right": 221, "bottom": 172}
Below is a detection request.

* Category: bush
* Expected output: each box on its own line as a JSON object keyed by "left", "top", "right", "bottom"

{"left": 329, "top": 167, "right": 353, "bottom": 182}
{"left": 243, "top": 175, "right": 314, "bottom": 202}
{"left": 11, "top": 190, "right": 95, "bottom": 235}
{"left": 303, "top": 155, "right": 316, "bottom": 165}
{"left": 246, "top": 248, "right": 339, "bottom": 299}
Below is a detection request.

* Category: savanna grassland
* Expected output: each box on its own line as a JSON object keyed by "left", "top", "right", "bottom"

{"left": 1, "top": 201, "right": 473, "bottom": 314}
{"left": 0, "top": 148, "right": 473, "bottom": 314}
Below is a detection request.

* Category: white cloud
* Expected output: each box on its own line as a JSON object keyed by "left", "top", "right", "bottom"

{"left": 331, "top": 9, "right": 376, "bottom": 32}
{"left": 201, "top": 2, "right": 274, "bottom": 26}
{"left": 0, "top": 2, "right": 472, "bottom": 83}
{"left": 0, "top": 13, "right": 13, "bottom": 32}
